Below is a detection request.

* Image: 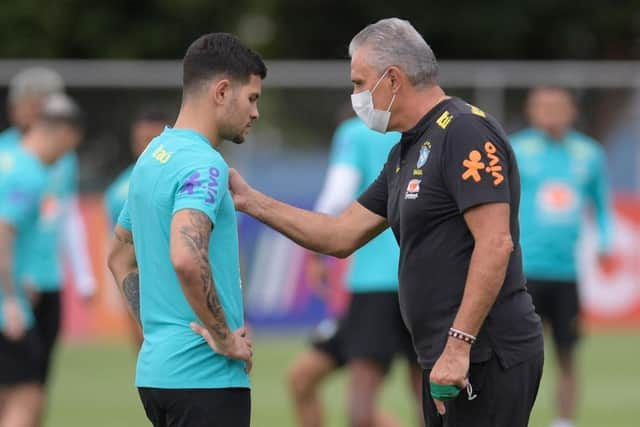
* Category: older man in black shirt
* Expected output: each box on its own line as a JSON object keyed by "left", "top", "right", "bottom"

{"left": 229, "top": 18, "right": 544, "bottom": 427}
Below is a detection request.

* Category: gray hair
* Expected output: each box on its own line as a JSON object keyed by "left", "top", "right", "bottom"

{"left": 349, "top": 18, "right": 438, "bottom": 87}
{"left": 8, "top": 67, "right": 65, "bottom": 105}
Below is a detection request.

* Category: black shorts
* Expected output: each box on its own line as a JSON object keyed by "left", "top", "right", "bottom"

{"left": 0, "top": 328, "right": 42, "bottom": 386}
{"left": 422, "top": 352, "right": 543, "bottom": 427}
{"left": 312, "top": 291, "right": 417, "bottom": 373}
{"left": 32, "top": 290, "right": 62, "bottom": 384}
{"left": 138, "top": 387, "right": 251, "bottom": 427}
{"left": 526, "top": 278, "right": 580, "bottom": 350}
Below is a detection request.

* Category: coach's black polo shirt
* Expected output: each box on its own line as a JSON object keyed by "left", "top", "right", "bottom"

{"left": 358, "top": 97, "right": 543, "bottom": 369}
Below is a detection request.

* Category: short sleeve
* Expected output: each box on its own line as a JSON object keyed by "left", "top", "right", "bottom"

{"left": 0, "top": 175, "right": 42, "bottom": 229}
{"left": 442, "top": 115, "right": 512, "bottom": 213}
{"left": 357, "top": 163, "right": 389, "bottom": 218}
{"left": 172, "top": 156, "right": 229, "bottom": 226}
{"left": 117, "top": 199, "right": 132, "bottom": 231}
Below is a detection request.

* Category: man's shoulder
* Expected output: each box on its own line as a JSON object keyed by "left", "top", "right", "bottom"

{"left": 566, "top": 130, "right": 605, "bottom": 160}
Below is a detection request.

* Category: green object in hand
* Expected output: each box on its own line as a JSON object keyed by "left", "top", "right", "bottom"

{"left": 430, "top": 383, "right": 462, "bottom": 400}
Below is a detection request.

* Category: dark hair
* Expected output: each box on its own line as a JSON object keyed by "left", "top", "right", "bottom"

{"left": 134, "top": 107, "right": 169, "bottom": 124}
{"left": 182, "top": 33, "right": 267, "bottom": 94}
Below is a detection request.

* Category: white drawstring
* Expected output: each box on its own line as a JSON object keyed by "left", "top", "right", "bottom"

{"left": 466, "top": 381, "right": 478, "bottom": 401}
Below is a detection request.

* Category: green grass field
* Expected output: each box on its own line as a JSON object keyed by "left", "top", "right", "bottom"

{"left": 44, "top": 331, "right": 639, "bottom": 426}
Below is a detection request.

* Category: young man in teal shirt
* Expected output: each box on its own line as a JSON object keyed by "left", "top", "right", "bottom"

{"left": 108, "top": 33, "right": 266, "bottom": 427}
{"left": 0, "top": 93, "right": 84, "bottom": 427}
{"left": 510, "top": 87, "right": 614, "bottom": 427}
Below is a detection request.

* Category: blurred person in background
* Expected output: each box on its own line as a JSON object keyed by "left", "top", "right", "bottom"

{"left": 287, "top": 113, "right": 422, "bottom": 427}
{"left": 104, "top": 108, "right": 168, "bottom": 228}
{"left": 510, "top": 87, "right": 614, "bottom": 427}
{"left": 104, "top": 108, "right": 167, "bottom": 349}
{"left": 0, "top": 68, "right": 95, "bottom": 425}
{"left": 0, "top": 93, "right": 85, "bottom": 427}
{"left": 108, "top": 33, "right": 264, "bottom": 427}
{"left": 228, "top": 17, "right": 544, "bottom": 427}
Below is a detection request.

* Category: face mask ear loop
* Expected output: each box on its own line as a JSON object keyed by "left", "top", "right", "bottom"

{"left": 371, "top": 69, "right": 390, "bottom": 94}
{"left": 386, "top": 93, "right": 397, "bottom": 112}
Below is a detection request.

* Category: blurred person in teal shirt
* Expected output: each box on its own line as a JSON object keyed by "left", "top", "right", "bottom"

{"left": 287, "top": 116, "right": 422, "bottom": 427}
{"left": 0, "top": 93, "right": 84, "bottom": 427}
{"left": 510, "top": 87, "right": 614, "bottom": 427}
{"left": 0, "top": 69, "right": 95, "bottom": 425}
{"left": 104, "top": 108, "right": 168, "bottom": 228}
{"left": 107, "top": 33, "right": 265, "bottom": 427}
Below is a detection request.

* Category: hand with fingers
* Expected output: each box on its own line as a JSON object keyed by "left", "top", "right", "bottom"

{"left": 228, "top": 168, "right": 253, "bottom": 213}
{"left": 429, "top": 338, "right": 471, "bottom": 415}
{"left": 190, "top": 323, "right": 253, "bottom": 373}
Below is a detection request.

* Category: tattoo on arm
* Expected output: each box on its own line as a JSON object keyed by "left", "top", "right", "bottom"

{"left": 178, "top": 210, "right": 230, "bottom": 343}
{"left": 122, "top": 272, "right": 140, "bottom": 326}
{"left": 115, "top": 231, "right": 134, "bottom": 245}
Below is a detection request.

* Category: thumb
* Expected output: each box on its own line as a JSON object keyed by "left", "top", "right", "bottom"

{"left": 434, "top": 398, "right": 446, "bottom": 416}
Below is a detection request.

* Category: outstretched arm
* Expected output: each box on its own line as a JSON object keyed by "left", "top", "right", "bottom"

{"left": 230, "top": 169, "right": 387, "bottom": 258}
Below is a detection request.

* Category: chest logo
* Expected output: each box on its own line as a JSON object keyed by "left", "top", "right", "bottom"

{"left": 417, "top": 146, "right": 430, "bottom": 168}
{"left": 404, "top": 179, "right": 421, "bottom": 200}
{"left": 461, "top": 142, "right": 504, "bottom": 186}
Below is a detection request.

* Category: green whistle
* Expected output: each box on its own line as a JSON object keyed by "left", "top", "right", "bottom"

{"left": 430, "top": 383, "right": 462, "bottom": 400}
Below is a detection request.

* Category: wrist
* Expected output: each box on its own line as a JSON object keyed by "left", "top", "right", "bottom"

{"left": 210, "top": 328, "right": 234, "bottom": 352}
{"left": 445, "top": 335, "right": 471, "bottom": 355}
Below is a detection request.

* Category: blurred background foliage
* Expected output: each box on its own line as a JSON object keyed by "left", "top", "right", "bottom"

{"left": 1, "top": 0, "right": 640, "bottom": 59}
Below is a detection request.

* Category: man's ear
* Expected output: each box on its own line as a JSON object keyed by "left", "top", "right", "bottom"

{"left": 387, "top": 66, "right": 403, "bottom": 94}
{"left": 211, "top": 79, "right": 232, "bottom": 105}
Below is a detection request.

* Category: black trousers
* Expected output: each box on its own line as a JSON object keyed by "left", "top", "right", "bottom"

{"left": 138, "top": 387, "right": 250, "bottom": 427}
{"left": 422, "top": 352, "right": 543, "bottom": 427}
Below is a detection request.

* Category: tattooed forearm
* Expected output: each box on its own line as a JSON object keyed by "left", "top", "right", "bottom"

{"left": 122, "top": 272, "right": 140, "bottom": 326}
{"left": 176, "top": 210, "right": 231, "bottom": 344}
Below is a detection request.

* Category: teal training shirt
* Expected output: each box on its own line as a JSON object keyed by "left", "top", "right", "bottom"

{"left": 329, "top": 118, "right": 400, "bottom": 292}
{"left": 0, "top": 145, "right": 48, "bottom": 328}
{"left": 510, "top": 127, "right": 613, "bottom": 281}
{"left": 0, "top": 127, "right": 21, "bottom": 150}
{"left": 104, "top": 164, "right": 133, "bottom": 227}
{"left": 1, "top": 127, "right": 79, "bottom": 290}
{"left": 118, "top": 127, "right": 248, "bottom": 389}
{"left": 24, "top": 152, "right": 79, "bottom": 291}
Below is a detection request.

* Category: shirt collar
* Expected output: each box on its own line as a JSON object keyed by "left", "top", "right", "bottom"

{"left": 162, "top": 126, "right": 212, "bottom": 148}
{"left": 401, "top": 97, "right": 453, "bottom": 144}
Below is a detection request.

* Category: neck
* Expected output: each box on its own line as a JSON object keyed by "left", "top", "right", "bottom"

{"left": 21, "top": 129, "right": 60, "bottom": 165}
{"left": 393, "top": 84, "right": 448, "bottom": 132}
{"left": 173, "top": 100, "right": 220, "bottom": 147}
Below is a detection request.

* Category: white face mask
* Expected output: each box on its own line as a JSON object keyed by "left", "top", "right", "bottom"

{"left": 351, "top": 69, "right": 397, "bottom": 133}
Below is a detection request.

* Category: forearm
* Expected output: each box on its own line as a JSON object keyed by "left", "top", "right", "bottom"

{"left": 107, "top": 230, "right": 139, "bottom": 325}
{"left": 0, "top": 224, "right": 16, "bottom": 297}
{"left": 174, "top": 210, "right": 232, "bottom": 350}
{"left": 178, "top": 269, "right": 232, "bottom": 347}
{"left": 452, "top": 239, "right": 512, "bottom": 336}
{"left": 247, "top": 189, "right": 349, "bottom": 257}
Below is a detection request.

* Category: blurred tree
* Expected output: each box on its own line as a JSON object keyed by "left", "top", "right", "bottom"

{"left": 0, "top": 0, "right": 637, "bottom": 59}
